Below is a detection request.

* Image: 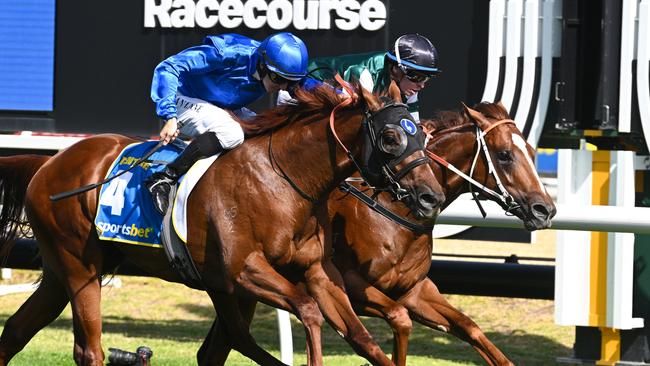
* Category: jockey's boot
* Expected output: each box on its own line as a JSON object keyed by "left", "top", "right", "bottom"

{"left": 145, "top": 141, "right": 203, "bottom": 215}
{"left": 145, "top": 132, "right": 224, "bottom": 215}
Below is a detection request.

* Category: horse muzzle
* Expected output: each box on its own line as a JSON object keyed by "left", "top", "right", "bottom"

{"left": 410, "top": 187, "right": 444, "bottom": 221}
{"left": 518, "top": 200, "right": 557, "bottom": 231}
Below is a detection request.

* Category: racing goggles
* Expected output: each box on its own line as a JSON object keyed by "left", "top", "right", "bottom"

{"left": 403, "top": 69, "right": 435, "bottom": 83}
{"left": 268, "top": 70, "right": 298, "bottom": 87}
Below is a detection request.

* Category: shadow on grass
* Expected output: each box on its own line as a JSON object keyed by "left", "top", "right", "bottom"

{"left": 314, "top": 313, "right": 574, "bottom": 365}
{"left": 0, "top": 302, "right": 572, "bottom": 365}
{"left": 403, "top": 330, "right": 573, "bottom": 365}
{"left": 178, "top": 302, "right": 216, "bottom": 319}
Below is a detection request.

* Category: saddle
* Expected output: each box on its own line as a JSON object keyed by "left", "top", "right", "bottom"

{"left": 94, "top": 140, "right": 216, "bottom": 289}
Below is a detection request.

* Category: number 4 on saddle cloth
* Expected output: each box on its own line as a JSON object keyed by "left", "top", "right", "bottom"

{"left": 94, "top": 140, "right": 219, "bottom": 248}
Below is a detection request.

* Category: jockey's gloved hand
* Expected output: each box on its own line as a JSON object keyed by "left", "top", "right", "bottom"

{"left": 159, "top": 117, "right": 180, "bottom": 145}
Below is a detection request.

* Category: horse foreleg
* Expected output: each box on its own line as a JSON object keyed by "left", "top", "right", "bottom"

{"left": 197, "top": 299, "right": 257, "bottom": 366}
{"left": 205, "top": 290, "right": 290, "bottom": 366}
{"left": 343, "top": 270, "right": 411, "bottom": 366}
{"left": 197, "top": 317, "right": 229, "bottom": 366}
{"left": 235, "top": 252, "right": 324, "bottom": 366}
{"left": 0, "top": 269, "right": 69, "bottom": 365}
{"left": 304, "top": 260, "right": 394, "bottom": 366}
{"left": 399, "top": 279, "right": 513, "bottom": 366}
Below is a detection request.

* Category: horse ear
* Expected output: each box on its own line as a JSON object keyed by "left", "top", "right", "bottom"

{"left": 462, "top": 102, "right": 490, "bottom": 130}
{"left": 360, "top": 83, "right": 381, "bottom": 112}
{"left": 495, "top": 100, "right": 513, "bottom": 118}
{"left": 420, "top": 118, "right": 436, "bottom": 135}
{"left": 387, "top": 80, "right": 402, "bottom": 104}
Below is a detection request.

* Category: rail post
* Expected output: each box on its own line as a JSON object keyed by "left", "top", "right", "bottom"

{"left": 556, "top": 148, "right": 644, "bottom": 365}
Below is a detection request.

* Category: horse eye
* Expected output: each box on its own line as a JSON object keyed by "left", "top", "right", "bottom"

{"left": 382, "top": 134, "right": 398, "bottom": 146}
{"left": 380, "top": 130, "right": 404, "bottom": 155}
{"left": 496, "top": 150, "right": 513, "bottom": 162}
{"left": 383, "top": 129, "right": 404, "bottom": 145}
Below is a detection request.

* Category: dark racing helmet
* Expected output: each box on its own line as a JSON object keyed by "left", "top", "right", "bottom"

{"left": 258, "top": 33, "right": 309, "bottom": 81}
{"left": 386, "top": 34, "right": 440, "bottom": 78}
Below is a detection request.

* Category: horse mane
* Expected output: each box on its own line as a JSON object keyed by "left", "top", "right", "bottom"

{"left": 420, "top": 101, "right": 511, "bottom": 133}
{"left": 239, "top": 83, "right": 359, "bottom": 136}
{"left": 421, "top": 110, "right": 468, "bottom": 132}
{"left": 472, "top": 101, "right": 511, "bottom": 120}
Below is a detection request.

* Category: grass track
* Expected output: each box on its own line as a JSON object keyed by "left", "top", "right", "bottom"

{"left": 1, "top": 269, "right": 572, "bottom": 365}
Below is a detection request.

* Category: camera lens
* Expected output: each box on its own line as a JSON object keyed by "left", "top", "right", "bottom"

{"left": 108, "top": 348, "right": 138, "bottom": 365}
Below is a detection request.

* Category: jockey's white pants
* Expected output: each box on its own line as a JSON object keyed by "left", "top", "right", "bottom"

{"left": 174, "top": 94, "right": 250, "bottom": 149}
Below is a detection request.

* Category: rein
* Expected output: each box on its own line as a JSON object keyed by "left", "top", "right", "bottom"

{"left": 328, "top": 74, "right": 366, "bottom": 176}
{"left": 328, "top": 74, "right": 435, "bottom": 233}
{"left": 268, "top": 127, "right": 319, "bottom": 204}
{"left": 424, "top": 118, "right": 521, "bottom": 217}
{"left": 339, "top": 181, "right": 433, "bottom": 233}
{"left": 274, "top": 75, "right": 435, "bottom": 233}
{"left": 267, "top": 74, "right": 361, "bottom": 204}
{"left": 328, "top": 74, "right": 430, "bottom": 199}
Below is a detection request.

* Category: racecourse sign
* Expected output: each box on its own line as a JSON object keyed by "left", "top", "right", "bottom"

{"left": 144, "top": 0, "right": 387, "bottom": 31}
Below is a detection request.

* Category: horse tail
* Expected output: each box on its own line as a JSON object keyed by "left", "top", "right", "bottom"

{"left": 0, "top": 154, "right": 50, "bottom": 257}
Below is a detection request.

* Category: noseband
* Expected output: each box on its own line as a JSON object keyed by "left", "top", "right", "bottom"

{"left": 268, "top": 75, "right": 435, "bottom": 233}
{"left": 359, "top": 106, "right": 432, "bottom": 200}
{"left": 269, "top": 75, "right": 431, "bottom": 206}
{"left": 426, "top": 118, "right": 522, "bottom": 217}
{"left": 328, "top": 75, "right": 431, "bottom": 200}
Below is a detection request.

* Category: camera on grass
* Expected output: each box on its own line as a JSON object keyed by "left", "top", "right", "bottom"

{"left": 107, "top": 346, "right": 153, "bottom": 366}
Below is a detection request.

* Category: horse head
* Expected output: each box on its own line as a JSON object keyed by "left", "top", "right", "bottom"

{"left": 461, "top": 101, "right": 556, "bottom": 230}
{"left": 353, "top": 82, "right": 444, "bottom": 221}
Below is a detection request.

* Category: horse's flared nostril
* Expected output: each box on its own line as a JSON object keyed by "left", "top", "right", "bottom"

{"left": 418, "top": 192, "right": 441, "bottom": 211}
{"left": 532, "top": 202, "right": 551, "bottom": 220}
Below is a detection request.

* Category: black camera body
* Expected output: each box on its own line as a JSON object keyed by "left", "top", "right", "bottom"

{"left": 107, "top": 346, "right": 153, "bottom": 366}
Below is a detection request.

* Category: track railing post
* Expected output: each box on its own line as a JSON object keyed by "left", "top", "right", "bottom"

{"left": 277, "top": 309, "right": 293, "bottom": 365}
{"left": 556, "top": 149, "right": 644, "bottom": 365}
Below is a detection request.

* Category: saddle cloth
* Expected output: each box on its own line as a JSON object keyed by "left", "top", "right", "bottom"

{"left": 94, "top": 140, "right": 218, "bottom": 247}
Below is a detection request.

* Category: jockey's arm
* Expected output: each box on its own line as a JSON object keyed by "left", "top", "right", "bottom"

{"left": 151, "top": 45, "right": 224, "bottom": 122}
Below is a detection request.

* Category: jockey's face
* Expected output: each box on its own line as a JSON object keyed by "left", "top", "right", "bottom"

{"left": 261, "top": 64, "right": 293, "bottom": 93}
{"left": 397, "top": 70, "right": 428, "bottom": 97}
{"left": 262, "top": 74, "right": 287, "bottom": 93}
{"left": 392, "top": 65, "right": 431, "bottom": 97}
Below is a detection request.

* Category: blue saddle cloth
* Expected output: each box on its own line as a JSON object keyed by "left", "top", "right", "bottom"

{"left": 94, "top": 140, "right": 186, "bottom": 247}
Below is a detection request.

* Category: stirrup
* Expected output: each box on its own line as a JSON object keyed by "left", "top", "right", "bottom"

{"left": 147, "top": 176, "right": 174, "bottom": 215}
{"left": 147, "top": 176, "right": 174, "bottom": 191}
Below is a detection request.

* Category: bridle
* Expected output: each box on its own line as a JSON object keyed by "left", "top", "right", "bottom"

{"left": 425, "top": 118, "right": 522, "bottom": 217}
{"left": 328, "top": 75, "right": 431, "bottom": 200}
{"left": 270, "top": 74, "right": 431, "bottom": 205}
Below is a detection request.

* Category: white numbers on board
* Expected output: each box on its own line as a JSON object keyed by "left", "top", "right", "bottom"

{"left": 99, "top": 171, "right": 133, "bottom": 216}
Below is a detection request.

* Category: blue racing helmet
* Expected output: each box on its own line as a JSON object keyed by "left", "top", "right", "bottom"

{"left": 258, "top": 33, "right": 309, "bottom": 81}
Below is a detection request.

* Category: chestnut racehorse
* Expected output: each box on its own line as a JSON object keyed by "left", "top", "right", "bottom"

{"left": 205, "top": 102, "right": 556, "bottom": 366}
{"left": 0, "top": 84, "right": 444, "bottom": 366}
{"left": 326, "top": 102, "right": 556, "bottom": 366}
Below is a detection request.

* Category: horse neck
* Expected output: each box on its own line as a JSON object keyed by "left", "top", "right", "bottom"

{"left": 429, "top": 126, "right": 490, "bottom": 204}
{"left": 271, "top": 109, "right": 365, "bottom": 199}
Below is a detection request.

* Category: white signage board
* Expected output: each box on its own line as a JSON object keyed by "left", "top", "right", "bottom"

{"left": 144, "top": 0, "right": 387, "bottom": 31}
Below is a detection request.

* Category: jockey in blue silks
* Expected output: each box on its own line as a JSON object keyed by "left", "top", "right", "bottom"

{"left": 146, "top": 32, "right": 310, "bottom": 215}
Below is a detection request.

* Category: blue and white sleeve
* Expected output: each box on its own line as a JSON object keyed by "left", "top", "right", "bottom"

{"left": 150, "top": 45, "right": 223, "bottom": 120}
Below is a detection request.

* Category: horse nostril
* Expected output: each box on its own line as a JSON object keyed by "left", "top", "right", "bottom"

{"left": 532, "top": 203, "right": 550, "bottom": 219}
{"left": 418, "top": 192, "right": 440, "bottom": 210}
